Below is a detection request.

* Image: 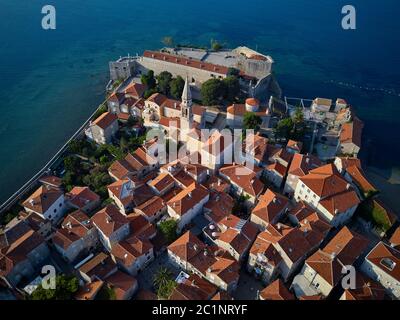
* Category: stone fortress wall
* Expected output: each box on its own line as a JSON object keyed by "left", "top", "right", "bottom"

{"left": 109, "top": 46, "right": 281, "bottom": 102}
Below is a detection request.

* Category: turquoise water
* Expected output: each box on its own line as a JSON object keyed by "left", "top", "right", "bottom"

{"left": 0, "top": 0, "right": 399, "bottom": 203}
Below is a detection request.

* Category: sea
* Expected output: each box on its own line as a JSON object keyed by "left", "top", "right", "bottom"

{"left": 0, "top": 0, "right": 399, "bottom": 203}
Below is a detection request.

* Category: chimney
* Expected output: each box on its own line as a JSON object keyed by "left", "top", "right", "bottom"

{"left": 346, "top": 184, "right": 351, "bottom": 190}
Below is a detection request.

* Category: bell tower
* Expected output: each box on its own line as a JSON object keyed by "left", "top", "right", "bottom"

{"left": 180, "top": 75, "right": 193, "bottom": 132}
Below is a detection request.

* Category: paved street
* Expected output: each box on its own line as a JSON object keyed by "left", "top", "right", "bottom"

{"left": 136, "top": 251, "right": 181, "bottom": 292}
{"left": 232, "top": 269, "right": 264, "bottom": 300}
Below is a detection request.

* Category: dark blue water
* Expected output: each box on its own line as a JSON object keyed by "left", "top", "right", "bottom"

{"left": 0, "top": 0, "right": 399, "bottom": 203}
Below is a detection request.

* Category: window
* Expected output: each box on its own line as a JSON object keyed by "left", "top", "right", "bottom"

{"left": 381, "top": 258, "right": 396, "bottom": 271}
{"left": 53, "top": 209, "right": 57, "bottom": 213}
{"left": 59, "top": 203, "right": 62, "bottom": 207}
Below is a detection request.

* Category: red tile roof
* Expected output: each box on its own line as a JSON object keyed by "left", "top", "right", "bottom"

{"left": 365, "top": 242, "right": 400, "bottom": 282}
{"left": 90, "top": 205, "right": 129, "bottom": 237}
{"left": 251, "top": 190, "right": 289, "bottom": 224}
{"left": 340, "top": 116, "right": 364, "bottom": 148}
{"left": 144, "top": 50, "right": 229, "bottom": 75}
{"left": 66, "top": 186, "right": 100, "bottom": 210}
{"left": 22, "top": 186, "right": 63, "bottom": 214}
{"left": 219, "top": 164, "right": 263, "bottom": 197}
{"left": 167, "top": 183, "right": 209, "bottom": 216}
{"left": 259, "top": 279, "right": 295, "bottom": 300}
{"left": 168, "top": 231, "right": 206, "bottom": 262}
{"left": 92, "top": 112, "right": 118, "bottom": 130}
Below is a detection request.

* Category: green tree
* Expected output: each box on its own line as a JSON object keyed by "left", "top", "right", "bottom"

{"left": 201, "top": 78, "right": 224, "bottom": 105}
{"left": 157, "top": 71, "right": 173, "bottom": 95}
{"left": 93, "top": 103, "right": 108, "bottom": 119}
{"left": 293, "top": 107, "right": 304, "bottom": 125}
{"left": 162, "top": 36, "right": 174, "bottom": 47}
{"left": 96, "top": 285, "right": 116, "bottom": 300}
{"left": 243, "top": 112, "right": 262, "bottom": 130}
{"left": 222, "top": 76, "right": 240, "bottom": 102}
{"left": 211, "top": 40, "right": 223, "bottom": 51}
{"left": 64, "top": 156, "right": 81, "bottom": 172}
{"left": 170, "top": 76, "right": 185, "bottom": 99}
{"left": 275, "top": 117, "right": 294, "bottom": 140}
{"left": 158, "top": 219, "right": 178, "bottom": 243}
{"left": 227, "top": 67, "right": 240, "bottom": 77}
{"left": 141, "top": 70, "right": 156, "bottom": 90}
{"left": 31, "top": 275, "right": 79, "bottom": 300}
{"left": 153, "top": 267, "right": 177, "bottom": 299}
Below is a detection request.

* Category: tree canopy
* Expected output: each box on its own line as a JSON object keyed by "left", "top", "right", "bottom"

{"left": 243, "top": 112, "right": 262, "bottom": 130}
{"left": 141, "top": 70, "right": 156, "bottom": 91}
{"left": 201, "top": 78, "right": 225, "bottom": 105}
{"left": 31, "top": 275, "right": 79, "bottom": 300}
{"left": 170, "top": 76, "right": 185, "bottom": 99}
{"left": 158, "top": 219, "right": 178, "bottom": 243}
{"left": 222, "top": 76, "right": 240, "bottom": 103}
{"left": 157, "top": 71, "right": 173, "bottom": 95}
{"left": 153, "top": 267, "right": 177, "bottom": 299}
{"left": 162, "top": 36, "right": 174, "bottom": 47}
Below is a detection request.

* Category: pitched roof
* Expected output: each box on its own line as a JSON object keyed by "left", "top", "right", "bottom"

{"left": 343, "top": 273, "right": 386, "bottom": 300}
{"left": 78, "top": 252, "right": 117, "bottom": 279}
{"left": 92, "top": 112, "right": 118, "bottom": 130}
{"left": 219, "top": 164, "right": 263, "bottom": 197}
{"left": 207, "top": 254, "right": 240, "bottom": 286}
{"left": 53, "top": 210, "right": 92, "bottom": 250}
{"left": 39, "top": 175, "right": 63, "bottom": 188}
{"left": 167, "top": 183, "right": 209, "bottom": 216}
{"left": 204, "top": 192, "right": 235, "bottom": 224}
{"left": 105, "top": 270, "right": 137, "bottom": 300}
{"left": 250, "top": 235, "right": 282, "bottom": 267}
{"left": 107, "top": 179, "right": 134, "bottom": 207}
{"left": 390, "top": 227, "right": 400, "bottom": 248}
{"left": 74, "top": 280, "right": 104, "bottom": 300}
{"left": 167, "top": 231, "right": 206, "bottom": 261}
{"left": 0, "top": 226, "right": 46, "bottom": 277}
{"left": 90, "top": 205, "right": 129, "bottom": 237}
{"left": 306, "top": 226, "right": 368, "bottom": 286}
{"left": 259, "top": 279, "right": 295, "bottom": 300}
{"left": 66, "top": 186, "right": 100, "bottom": 209}
{"left": 365, "top": 242, "right": 400, "bottom": 282}
{"left": 111, "top": 236, "right": 153, "bottom": 268}
{"left": 144, "top": 50, "right": 229, "bottom": 75}
{"left": 267, "top": 161, "right": 287, "bottom": 177}
{"left": 346, "top": 165, "right": 377, "bottom": 194}
{"left": 336, "top": 157, "right": 362, "bottom": 171}
{"left": 251, "top": 190, "right": 289, "bottom": 224}
{"left": 22, "top": 186, "right": 63, "bottom": 214}
{"left": 288, "top": 153, "right": 322, "bottom": 177}
{"left": 318, "top": 189, "right": 360, "bottom": 216}
{"left": 286, "top": 140, "right": 303, "bottom": 153}
{"left": 146, "top": 92, "right": 168, "bottom": 106}
{"left": 126, "top": 213, "right": 156, "bottom": 240}
{"left": 340, "top": 116, "right": 364, "bottom": 148}
{"left": 123, "top": 82, "right": 146, "bottom": 98}
{"left": 299, "top": 164, "right": 355, "bottom": 200}
{"left": 148, "top": 173, "right": 176, "bottom": 193}
{"left": 169, "top": 274, "right": 217, "bottom": 300}
{"left": 135, "top": 196, "right": 165, "bottom": 219}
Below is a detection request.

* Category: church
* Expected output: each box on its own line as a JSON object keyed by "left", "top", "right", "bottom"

{"left": 142, "top": 76, "right": 234, "bottom": 171}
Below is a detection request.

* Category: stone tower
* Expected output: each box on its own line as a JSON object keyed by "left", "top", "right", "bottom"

{"left": 180, "top": 75, "right": 193, "bottom": 132}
